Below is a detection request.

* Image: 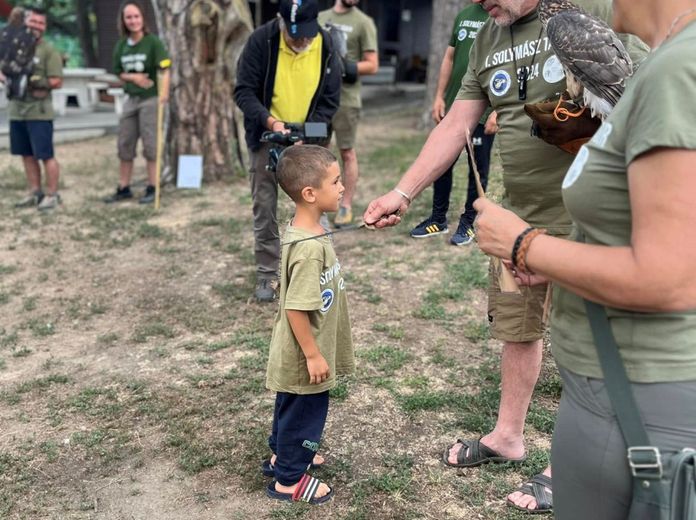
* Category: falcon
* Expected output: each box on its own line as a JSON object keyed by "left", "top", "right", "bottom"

{"left": 538, "top": 0, "right": 633, "bottom": 119}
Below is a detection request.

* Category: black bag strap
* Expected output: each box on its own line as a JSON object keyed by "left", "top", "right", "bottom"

{"left": 583, "top": 299, "right": 650, "bottom": 447}
{"left": 579, "top": 229, "right": 664, "bottom": 480}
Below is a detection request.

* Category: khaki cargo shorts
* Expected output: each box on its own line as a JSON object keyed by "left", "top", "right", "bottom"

{"left": 117, "top": 95, "right": 158, "bottom": 162}
{"left": 332, "top": 106, "right": 361, "bottom": 150}
{"left": 487, "top": 258, "right": 550, "bottom": 343}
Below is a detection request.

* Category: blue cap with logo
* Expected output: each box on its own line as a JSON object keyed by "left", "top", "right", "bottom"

{"left": 279, "top": 0, "right": 319, "bottom": 39}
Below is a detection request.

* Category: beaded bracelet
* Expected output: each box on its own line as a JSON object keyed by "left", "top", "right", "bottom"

{"left": 516, "top": 228, "right": 547, "bottom": 274}
{"left": 511, "top": 227, "right": 534, "bottom": 269}
{"left": 393, "top": 188, "right": 412, "bottom": 205}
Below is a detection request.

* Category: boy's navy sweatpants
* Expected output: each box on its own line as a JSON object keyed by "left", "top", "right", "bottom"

{"left": 268, "top": 391, "right": 329, "bottom": 486}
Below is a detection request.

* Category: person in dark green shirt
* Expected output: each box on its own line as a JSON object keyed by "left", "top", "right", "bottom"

{"left": 409, "top": 4, "right": 497, "bottom": 245}
{"left": 104, "top": 0, "right": 170, "bottom": 205}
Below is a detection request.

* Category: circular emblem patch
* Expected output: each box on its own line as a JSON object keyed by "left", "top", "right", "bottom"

{"left": 562, "top": 145, "right": 589, "bottom": 189}
{"left": 489, "top": 70, "right": 511, "bottom": 97}
{"left": 320, "top": 289, "right": 334, "bottom": 313}
{"left": 543, "top": 55, "right": 565, "bottom": 84}
{"left": 457, "top": 28, "right": 468, "bottom": 41}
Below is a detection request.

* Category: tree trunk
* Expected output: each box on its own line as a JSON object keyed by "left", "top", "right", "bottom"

{"left": 421, "top": 0, "right": 472, "bottom": 129}
{"left": 76, "top": 0, "right": 98, "bottom": 67}
{"left": 153, "top": 0, "right": 253, "bottom": 182}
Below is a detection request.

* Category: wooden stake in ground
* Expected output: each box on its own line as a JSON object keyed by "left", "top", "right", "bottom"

{"left": 154, "top": 70, "right": 165, "bottom": 211}
{"left": 465, "top": 129, "right": 520, "bottom": 294}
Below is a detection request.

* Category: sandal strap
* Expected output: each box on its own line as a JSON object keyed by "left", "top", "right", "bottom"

{"left": 522, "top": 474, "right": 553, "bottom": 510}
{"left": 292, "top": 474, "right": 321, "bottom": 503}
{"left": 455, "top": 438, "right": 498, "bottom": 464}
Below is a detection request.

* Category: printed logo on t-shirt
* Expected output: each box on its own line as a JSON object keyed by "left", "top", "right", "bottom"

{"left": 122, "top": 53, "right": 147, "bottom": 73}
{"left": 489, "top": 70, "right": 512, "bottom": 96}
{"left": 458, "top": 28, "right": 468, "bottom": 41}
{"left": 320, "top": 288, "right": 335, "bottom": 313}
{"left": 562, "top": 145, "right": 589, "bottom": 189}
{"left": 542, "top": 55, "right": 565, "bottom": 84}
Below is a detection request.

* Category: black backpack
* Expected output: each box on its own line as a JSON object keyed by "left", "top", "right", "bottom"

{"left": 0, "top": 22, "right": 38, "bottom": 99}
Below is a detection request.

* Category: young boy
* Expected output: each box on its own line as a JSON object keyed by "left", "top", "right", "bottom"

{"left": 264, "top": 145, "right": 354, "bottom": 505}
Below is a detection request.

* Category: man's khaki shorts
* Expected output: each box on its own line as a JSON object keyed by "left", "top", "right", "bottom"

{"left": 332, "top": 106, "right": 361, "bottom": 150}
{"left": 487, "top": 258, "right": 550, "bottom": 343}
{"left": 117, "top": 95, "right": 158, "bottom": 161}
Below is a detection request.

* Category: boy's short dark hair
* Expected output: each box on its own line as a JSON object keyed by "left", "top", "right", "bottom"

{"left": 277, "top": 145, "right": 337, "bottom": 202}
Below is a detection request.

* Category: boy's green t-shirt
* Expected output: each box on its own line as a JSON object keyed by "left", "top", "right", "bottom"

{"left": 553, "top": 22, "right": 696, "bottom": 383}
{"left": 456, "top": 0, "right": 647, "bottom": 235}
{"left": 8, "top": 39, "right": 63, "bottom": 121}
{"left": 318, "top": 7, "right": 378, "bottom": 108}
{"left": 266, "top": 226, "right": 354, "bottom": 395}
{"left": 112, "top": 33, "right": 170, "bottom": 99}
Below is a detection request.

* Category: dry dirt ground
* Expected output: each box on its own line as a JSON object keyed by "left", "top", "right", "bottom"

{"left": 0, "top": 108, "right": 560, "bottom": 520}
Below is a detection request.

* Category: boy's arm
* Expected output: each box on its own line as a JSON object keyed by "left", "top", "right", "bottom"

{"left": 286, "top": 309, "right": 330, "bottom": 385}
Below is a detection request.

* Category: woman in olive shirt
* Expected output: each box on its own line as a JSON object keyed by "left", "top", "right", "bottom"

{"left": 473, "top": 0, "right": 696, "bottom": 518}
{"left": 105, "top": 0, "right": 170, "bottom": 204}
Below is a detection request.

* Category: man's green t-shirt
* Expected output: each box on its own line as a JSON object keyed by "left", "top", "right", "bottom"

{"left": 552, "top": 22, "right": 696, "bottom": 383}
{"left": 113, "top": 34, "right": 170, "bottom": 99}
{"left": 9, "top": 39, "right": 63, "bottom": 121}
{"left": 266, "top": 227, "right": 354, "bottom": 395}
{"left": 445, "top": 4, "right": 489, "bottom": 110}
{"left": 318, "top": 7, "right": 377, "bottom": 108}
{"left": 456, "top": 0, "right": 647, "bottom": 235}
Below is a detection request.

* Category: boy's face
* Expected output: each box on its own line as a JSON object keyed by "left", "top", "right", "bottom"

{"left": 314, "top": 162, "right": 344, "bottom": 212}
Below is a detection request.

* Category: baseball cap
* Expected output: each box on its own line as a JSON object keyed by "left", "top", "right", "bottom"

{"left": 278, "top": 0, "right": 319, "bottom": 39}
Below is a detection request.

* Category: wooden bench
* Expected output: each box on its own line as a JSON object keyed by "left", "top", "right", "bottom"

{"left": 51, "top": 87, "right": 80, "bottom": 116}
{"left": 107, "top": 87, "right": 126, "bottom": 115}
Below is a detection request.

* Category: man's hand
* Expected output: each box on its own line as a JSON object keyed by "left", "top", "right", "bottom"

{"left": 484, "top": 111, "right": 499, "bottom": 135}
{"left": 431, "top": 96, "right": 446, "bottom": 124}
{"left": 363, "top": 190, "right": 408, "bottom": 228}
{"left": 306, "top": 353, "right": 330, "bottom": 385}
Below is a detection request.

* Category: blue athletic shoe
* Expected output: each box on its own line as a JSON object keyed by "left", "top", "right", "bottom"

{"left": 451, "top": 219, "right": 475, "bottom": 246}
{"left": 410, "top": 217, "right": 448, "bottom": 238}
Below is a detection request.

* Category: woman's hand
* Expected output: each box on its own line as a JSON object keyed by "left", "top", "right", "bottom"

{"left": 502, "top": 259, "right": 548, "bottom": 286}
{"left": 473, "top": 198, "right": 529, "bottom": 259}
{"left": 130, "top": 73, "right": 154, "bottom": 89}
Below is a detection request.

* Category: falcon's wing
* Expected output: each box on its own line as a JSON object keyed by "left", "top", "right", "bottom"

{"left": 546, "top": 10, "right": 632, "bottom": 107}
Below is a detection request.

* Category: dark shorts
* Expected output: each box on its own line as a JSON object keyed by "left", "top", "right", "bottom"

{"left": 9, "top": 120, "right": 55, "bottom": 160}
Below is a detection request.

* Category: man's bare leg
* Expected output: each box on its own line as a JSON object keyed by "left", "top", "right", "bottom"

{"left": 448, "top": 339, "right": 543, "bottom": 462}
{"left": 43, "top": 158, "right": 60, "bottom": 194}
{"left": 22, "top": 156, "right": 42, "bottom": 192}
{"left": 338, "top": 147, "right": 358, "bottom": 210}
{"left": 447, "top": 339, "right": 551, "bottom": 510}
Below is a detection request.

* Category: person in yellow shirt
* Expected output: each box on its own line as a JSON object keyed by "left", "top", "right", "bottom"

{"left": 235, "top": 0, "right": 341, "bottom": 303}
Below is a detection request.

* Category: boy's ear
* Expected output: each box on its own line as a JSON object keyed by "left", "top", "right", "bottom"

{"left": 300, "top": 186, "right": 316, "bottom": 203}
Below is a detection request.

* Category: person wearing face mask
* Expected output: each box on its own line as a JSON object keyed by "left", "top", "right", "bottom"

{"left": 318, "top": 0, "right": 378, "bottom": 228}
{"left": 234, "top": 0, "right": 341, "bottom": 303}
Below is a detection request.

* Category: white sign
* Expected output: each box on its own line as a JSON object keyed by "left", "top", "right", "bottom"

{"left": 177, "top": 155, "right": 203, "bottom": 189}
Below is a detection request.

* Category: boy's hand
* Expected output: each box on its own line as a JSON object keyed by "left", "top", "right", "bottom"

{"left": 306, "top": 353, "right": 330, "bottom": 384}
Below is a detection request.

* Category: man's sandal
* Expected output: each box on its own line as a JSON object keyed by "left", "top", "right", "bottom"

{"left": 266, "top": 474, "right": 333, "bottom": 505}
{"left": 261, "top": 458, "right": 324, "bottom": 477}
{"left": 506, "top": 473, "right": 553, "bottom": 515}
{"left": 441, "top": 438, "right": 526, "bottom": 468}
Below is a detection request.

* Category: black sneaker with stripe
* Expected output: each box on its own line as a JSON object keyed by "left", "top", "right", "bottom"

{"left": 410, "top": 217, "right": 448, "bottom": 238}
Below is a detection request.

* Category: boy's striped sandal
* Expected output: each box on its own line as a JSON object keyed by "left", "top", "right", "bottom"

{"left": 261, "top": 457, "right": 323, "bottom": 477}
{"left": 266, "top": 474, "right": 333, "bottom": 505}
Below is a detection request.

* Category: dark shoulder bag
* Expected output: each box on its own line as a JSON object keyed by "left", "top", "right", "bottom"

{"left": 584, "top": 299, "right": 696, "bottom": 519}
